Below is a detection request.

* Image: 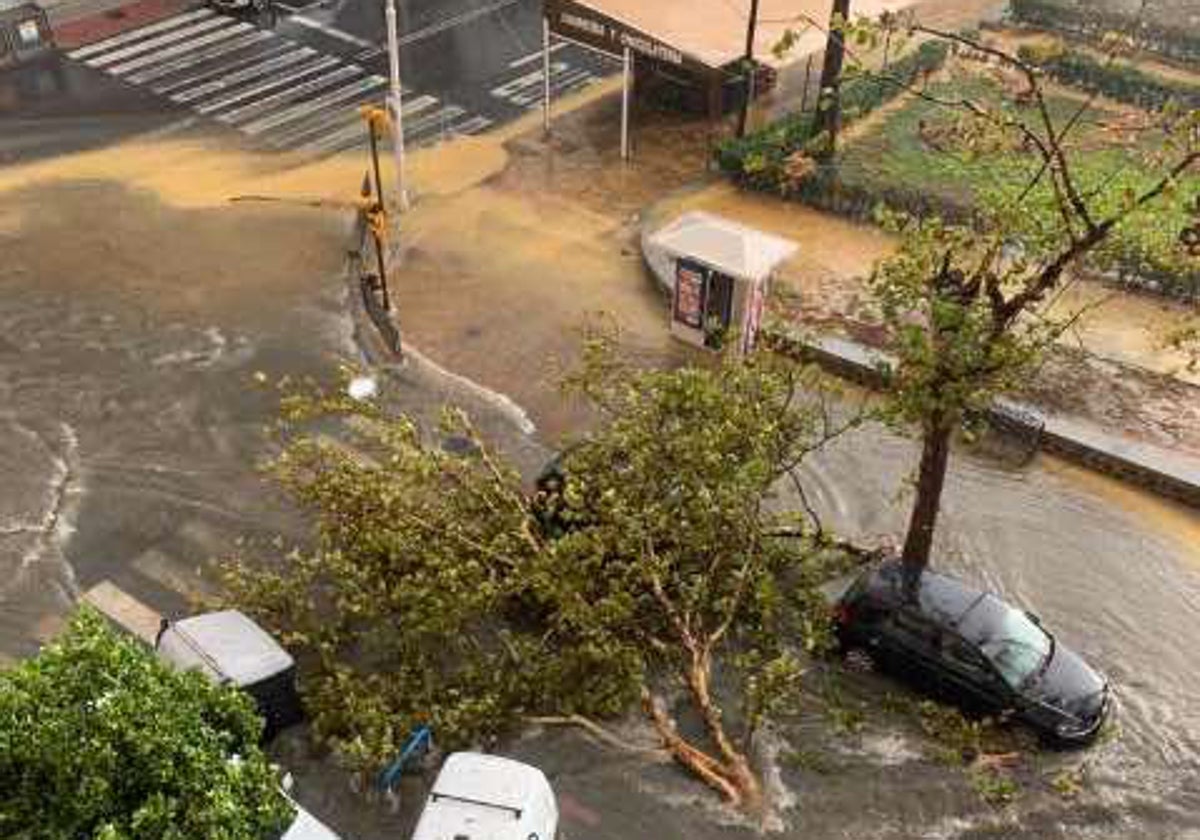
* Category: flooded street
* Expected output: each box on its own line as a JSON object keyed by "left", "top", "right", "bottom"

{"left": 2, "top": 85, "right": 1198, "bottom": 839}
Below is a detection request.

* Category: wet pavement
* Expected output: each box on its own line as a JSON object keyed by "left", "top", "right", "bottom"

{"left": 2, "top": 3, "right": 1200, "bottom": 836}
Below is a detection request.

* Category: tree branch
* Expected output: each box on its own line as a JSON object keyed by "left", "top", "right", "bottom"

{"left": 526, "top": 715, "right": 667, "bottom": 757}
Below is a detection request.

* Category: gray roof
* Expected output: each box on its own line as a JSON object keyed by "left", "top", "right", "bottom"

{"left": 156, "top": 610, "right": 293, "bottom": 687}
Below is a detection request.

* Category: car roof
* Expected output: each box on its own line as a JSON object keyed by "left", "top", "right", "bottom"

{"left": 864, "top": 559, "right": 985, "bottom": 628}
{"left": 156, "top": 610, "right": 294, "bottom": 687}
{"left": 431, "top": 752, "right": 549, "bottom": 812}
{"left": 410, "top": 753, "right": 555, "bottom": 840}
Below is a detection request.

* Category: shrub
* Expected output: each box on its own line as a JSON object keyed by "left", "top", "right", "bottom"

{"left": 715, "top": 40, "right": 950, "bottom": 188}
{"left": 1018, "top": 44, "right": 1200, "bottom": 112}
{"left": 1009, "top": 0, "right": 1200, "bottom": 64}
{"left": 0, "top": 608, "right": 292, "bottom": 840}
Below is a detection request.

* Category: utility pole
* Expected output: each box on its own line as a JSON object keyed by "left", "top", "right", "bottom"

{"left": 363, "top": 107, "right": 392, "bottom": 313}
{"left": 384, "top": 0, "right": 408, "bottom": 210}
{"left": 735, "top": 0, "right": 760, "bottom": 138}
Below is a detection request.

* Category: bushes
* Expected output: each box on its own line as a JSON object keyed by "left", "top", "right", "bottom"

{"left": 1019, "top": 44, "right": 1200, "bottom": 112}
{"left": 0, "top": 609, "right": 292, "bottom": 840}
{"left": 716, "top": 40, "right": 950, "bottom": 191}
{"left": 1009, "top": 0, "right": 1200, "bottom": 64}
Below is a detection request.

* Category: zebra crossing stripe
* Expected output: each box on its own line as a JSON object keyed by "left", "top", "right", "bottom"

{"left": 265, "top": 105, "right": 364, "bottom": 148}
{"left": 66, "top": 8, "right": 214, "bottom": 60}
{"left": 489, "top": 62, "right": 568, "bottom": 99}
{"left": 403, "top": 104, "right": 466, "bottom": 137}
{"left": 195, "top": 55, "right": 339, "bottom": 114}
{"left": 134, "top": 30, "right": 279, "bottom": 87}
{"left": 241, "top": 75, "right": 385, "bottom": 135}
{"left": 215, "top": 64, "right": 359, "bottom": 124}
{"left": 104, "top": 22, "right": 255, "bottom": 76}
{"left": 278, "top": 90, "right": 437, "bottom": 149}
{"left": 86, "top": 16, "right": 236, "bottom": 68}
{"left": 169, "top": 47, "right": 317, "bottom": 104}
{"left": 450, "top": 115, "right": 494, "bottom": 135}
{"left": 511, "top": 68, "right": 595, "bottom": 107}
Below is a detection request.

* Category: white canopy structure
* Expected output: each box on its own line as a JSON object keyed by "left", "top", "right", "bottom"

{"left": 541, "top": 0, "right": 918, "bottom": 158}
{"left": 645, "top": 210, "right": 798, "bottom": 290}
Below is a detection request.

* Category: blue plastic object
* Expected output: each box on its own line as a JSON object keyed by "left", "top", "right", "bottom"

{"left": 377, "top": 725, "right": 433, "bottom": 792}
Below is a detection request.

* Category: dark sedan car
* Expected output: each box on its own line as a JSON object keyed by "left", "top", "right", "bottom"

{"left": 833, "top": 558, "right": 1110, "bottom": 746}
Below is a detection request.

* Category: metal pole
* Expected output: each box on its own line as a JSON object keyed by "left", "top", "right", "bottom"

{"left": 366, "top": 117, "right": 391, "bottom": 312}
{"left": 542, "top": 16, "right": 552, "bottom": 135}
{"left": 620, "top": 46, "right": 631, "bottom": 160}
{"left": 385, "top": 0, "right": 408, "bottom": 210}
{"left": 800, "top": 54, "right": 813, "bottom": 114}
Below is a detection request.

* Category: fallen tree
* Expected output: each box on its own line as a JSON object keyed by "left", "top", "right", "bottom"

{"left": 220, "top": 336, "right": 865, "bottom": 818}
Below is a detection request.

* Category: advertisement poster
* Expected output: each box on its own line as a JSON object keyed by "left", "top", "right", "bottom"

{"left": 742, "top": 278, "right": 765, "bottom": 354}
{"left": 673, "top": 260, "right": 705, "bottom": 329}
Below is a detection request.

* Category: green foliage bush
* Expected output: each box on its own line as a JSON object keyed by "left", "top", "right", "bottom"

{"left": 0, "top": 608, "right": 292, "bottom": 840}
{"left": 1018, "top": 44, "right": 1200, "bottom": 112}
{"left": 1009, "top": 0, "right": 1200, "bottom": 64}
{"left": 716, "top": 41, "right": 950, "bottom": 190}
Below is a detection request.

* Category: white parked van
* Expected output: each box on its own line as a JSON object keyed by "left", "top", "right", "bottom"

{"left": 280, "top": 798, "right": 342, "bottom": 840}
{"left": 410, "top": 753, "right": 559, "bottom": 840}
{"left": 155, "top": 609, "right": 304, "bottom": 739}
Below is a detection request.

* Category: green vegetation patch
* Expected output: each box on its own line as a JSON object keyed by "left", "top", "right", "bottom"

{"left": 0, "top": 608, "right": 292, "bottom": 840}
{"left": 835, "top": 72, "right": 1200, "bottom": 295}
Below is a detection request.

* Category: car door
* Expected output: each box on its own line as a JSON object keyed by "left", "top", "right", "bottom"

{"left": 939, "top": 634, "right": 1010, "bottom": 714}
{"left": 878, "top": 606, "right": 944, "bottom": 689}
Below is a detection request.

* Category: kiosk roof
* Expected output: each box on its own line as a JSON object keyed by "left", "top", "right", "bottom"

{"left": 550, "top": 0, "right": 916, "bottom": 69}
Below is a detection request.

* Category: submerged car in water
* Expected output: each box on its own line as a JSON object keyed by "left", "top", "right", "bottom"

{"left": 833, "top": 558, "right": 1110, "bottom": 746}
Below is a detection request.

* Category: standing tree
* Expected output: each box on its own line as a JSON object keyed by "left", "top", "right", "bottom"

{"left": 0, "top": 608, "right": 292, "bottom": 839}
{"left": 859, "top": 29, "right": 1200, "bottom": 578}
{"left": 814, "top": 0, "right": 852, "bottom": 159}
{"left": 221, "top": 340, "right": 861, "bottom": 817}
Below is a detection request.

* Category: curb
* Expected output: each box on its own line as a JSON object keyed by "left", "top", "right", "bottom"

{"left": 341, "top": 209, "right": 538, "bottom": 439}
{"left": 765, "top": 325, "right": 1200, "bottom": 509}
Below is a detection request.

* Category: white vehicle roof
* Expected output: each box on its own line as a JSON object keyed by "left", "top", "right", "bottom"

{"left": 411, "top": 753, "right": 558, "bottom": 840}
{"left": 156, "top": 609, "right": 294, "bottom": 687}
{"left": 281, "top": 801, "right": 341, "bottom": 840}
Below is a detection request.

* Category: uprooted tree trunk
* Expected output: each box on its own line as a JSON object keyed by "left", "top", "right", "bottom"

{"left": 642, "top": 562, "right": 765, "bottom": 814}
{"left": 643, "top": 674, "right": 763, "bottom": 813}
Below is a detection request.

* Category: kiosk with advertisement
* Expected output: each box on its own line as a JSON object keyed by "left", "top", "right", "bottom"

{"left": 645, "top": 211, "right": 797, "bottom": 355}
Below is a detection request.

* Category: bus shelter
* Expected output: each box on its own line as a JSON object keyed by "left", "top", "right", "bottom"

{"left": 540, "top": 0, "right": 916, "bottom": 160}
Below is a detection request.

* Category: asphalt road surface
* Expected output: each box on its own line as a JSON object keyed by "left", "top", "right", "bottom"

{"left": 1, "top": 0, "right": 617, "bottom": 161}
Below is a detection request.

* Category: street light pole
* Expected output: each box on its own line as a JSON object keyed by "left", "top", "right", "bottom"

{"left": 384, "top": 0, "right": 408, "bottom": 210}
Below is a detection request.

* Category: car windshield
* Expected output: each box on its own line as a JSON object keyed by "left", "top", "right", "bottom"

{"left": 958, "top": 595, "right": 1052, "bottom": 687}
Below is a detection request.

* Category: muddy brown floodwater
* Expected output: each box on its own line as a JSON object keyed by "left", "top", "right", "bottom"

{"left": 3, "top": 101, "right": 1199, "bottom": 839}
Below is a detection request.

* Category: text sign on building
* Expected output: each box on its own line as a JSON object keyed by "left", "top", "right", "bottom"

{"left": 551, "top": 3, "right": 686, "bottom": 66}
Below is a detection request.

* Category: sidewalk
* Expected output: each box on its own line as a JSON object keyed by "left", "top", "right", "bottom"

{"left": 48, "top": 0, "right": 196, "bottom": 50}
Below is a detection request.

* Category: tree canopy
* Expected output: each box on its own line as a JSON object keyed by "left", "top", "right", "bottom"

{"left": 0, "top": 608, "right": 292, "bottom": 840}
{"left": 220, "top": 338, "right": 861, "bottom": 815}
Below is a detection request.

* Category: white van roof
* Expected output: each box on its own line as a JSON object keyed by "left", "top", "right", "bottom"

{"left": 156, "top": 610, "right": 293, "bottom": 687}
{"left": 280, "top": 802, "right": 341, "bottom": 840}
{"left": 411, "top": 753, "right": 556, "bottom": 840}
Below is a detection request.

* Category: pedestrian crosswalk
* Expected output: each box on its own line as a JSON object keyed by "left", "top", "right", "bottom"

{"left": 489, "top": 46, "right": 606, "bottom": 110}
{"left": 66, "top": 8, "right": 493, "bottom": 156}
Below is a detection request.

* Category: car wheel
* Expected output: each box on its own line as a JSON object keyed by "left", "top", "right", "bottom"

{"left": 843, "top": 646, "right": 876, "bottom": 673}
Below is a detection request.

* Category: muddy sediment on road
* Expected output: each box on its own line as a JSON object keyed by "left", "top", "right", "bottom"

{"left": 379, "top": 73, "right": 1200, "bottom": 839}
